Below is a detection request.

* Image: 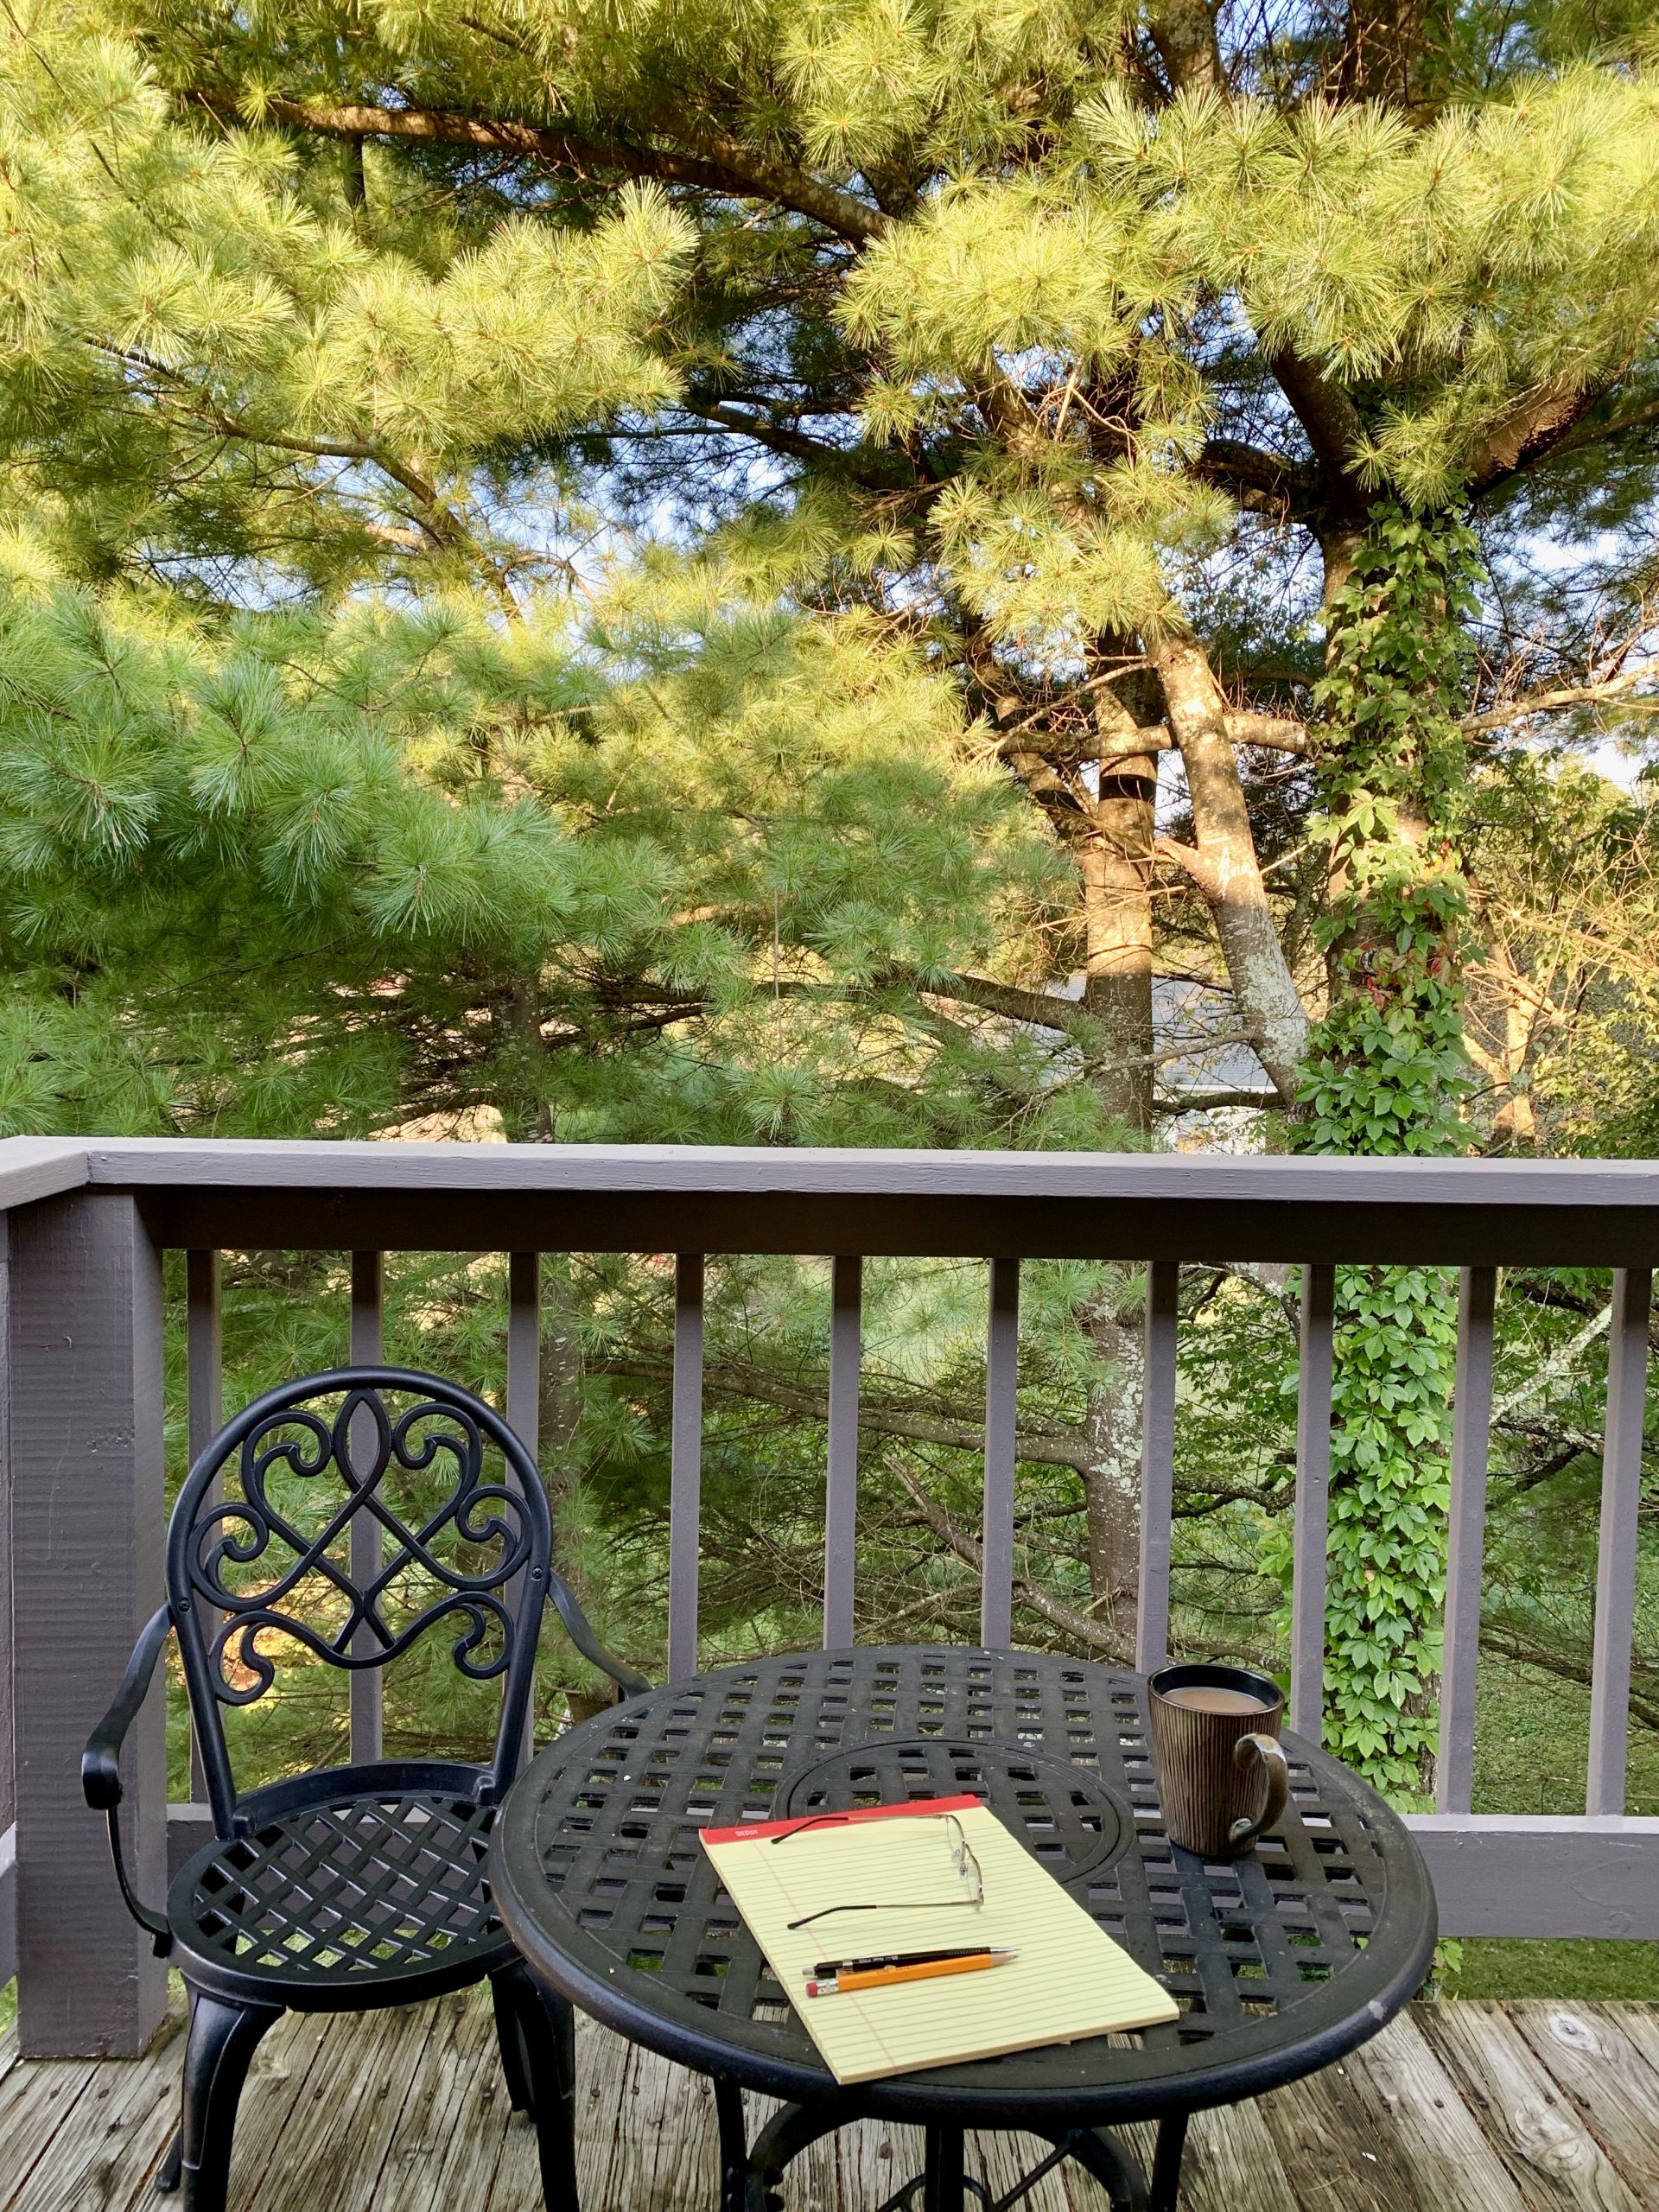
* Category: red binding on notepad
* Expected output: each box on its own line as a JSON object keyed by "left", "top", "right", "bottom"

{"left": 700, "top": 1794, "right": 980, "bottom": 1847}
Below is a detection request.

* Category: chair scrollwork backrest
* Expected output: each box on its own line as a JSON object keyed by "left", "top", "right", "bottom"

{"left": 168, "top": 1367, "right": 552, "bottom": 1833}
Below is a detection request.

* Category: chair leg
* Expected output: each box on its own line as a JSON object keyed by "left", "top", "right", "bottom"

{"left": 175, "top": 1987, "right": 281, "bottom": 2212}
{"left": 492, "top": 1961, "right": 579, "bottom": 2210}
{"left": 492, "top": 1969, "right": 534, "bottom": 2113}
{"left": 155, "top": 2129, "right": 183, "bottom": 2193}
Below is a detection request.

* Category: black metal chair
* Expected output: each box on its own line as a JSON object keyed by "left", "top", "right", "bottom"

{"left": 82, "top": 1365, "right": 647, "bottom": 2212}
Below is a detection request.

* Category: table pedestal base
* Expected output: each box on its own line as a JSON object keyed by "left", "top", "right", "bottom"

{"left": 722, "top": 2086, "right": 1188, "bottom": 2212}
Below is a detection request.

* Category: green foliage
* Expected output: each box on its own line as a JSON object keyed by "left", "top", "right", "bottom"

{"left": 0, "top": 578, "right": 1071, "bottom": 1145}
{"left": 0, "top": 0, "right": 1654, "bottom": 1826}
{"left": 1289, "top": 507, "right": 1486, "bottom": 1787}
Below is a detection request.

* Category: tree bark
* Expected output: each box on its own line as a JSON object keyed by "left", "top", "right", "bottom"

{"left": 1152, "top": 635, "right": 1311, "bottom": 1102}
{"left": 1147, "top": 0, "right": 1225, "bottom": 92}
{"left": 538, "top": 1257, "right": 588, "bottom": 1599}
{"left": 1081, "top": 689, "right": 1159, "bottom": 1132}
{"left": 1078, "top": 1271, "right": 1147, "bottom": 1654}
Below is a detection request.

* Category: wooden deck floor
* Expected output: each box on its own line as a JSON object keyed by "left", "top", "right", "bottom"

{"left": 7, "top": 1987, "right": 1659, "bottom": 2211}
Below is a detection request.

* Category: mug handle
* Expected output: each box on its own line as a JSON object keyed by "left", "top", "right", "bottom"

{"left": 1228, "top": 1733, "right": 1289, "bottom": 1848}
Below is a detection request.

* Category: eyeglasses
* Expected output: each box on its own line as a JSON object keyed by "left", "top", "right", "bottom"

{"left": 771, "top": 1811, "right": 985, "bottom": 1931}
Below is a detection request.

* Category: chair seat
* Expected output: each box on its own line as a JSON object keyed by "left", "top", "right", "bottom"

{"left": 167, "top": 1764, "right": 515, "bottom": 2010}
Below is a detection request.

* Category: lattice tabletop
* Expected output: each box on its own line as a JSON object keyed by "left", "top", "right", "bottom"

{"left": 490, "top": 1647, "right": 1435, "bottom": 2124}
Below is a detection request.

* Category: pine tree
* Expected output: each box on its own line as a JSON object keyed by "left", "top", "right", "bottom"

{"left": 3, "top": 2, "right": 1659, "bottom": 1773}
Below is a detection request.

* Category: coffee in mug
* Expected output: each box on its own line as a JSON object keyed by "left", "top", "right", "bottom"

{"left": 1147, "top": 1662, "right": 1288, "bottom": 1859}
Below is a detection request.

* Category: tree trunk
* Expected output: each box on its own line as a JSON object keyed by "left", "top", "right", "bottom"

{"left": 538, "top": 1256, "right": 585, "bottom": 1584}
{"left": 1077, "top": 1269, "right": 1147, "bottom": 1656}
{"left": 1152, "top": 635, "right": 1311, "bottom": 1102}
{"left": 1080, "top": 697, "right": 1157, "bottom": 1131}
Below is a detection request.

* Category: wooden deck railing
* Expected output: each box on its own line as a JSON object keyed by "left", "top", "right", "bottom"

{"left": 3, "top": 1137, "right": 1658, "bottom": 2056}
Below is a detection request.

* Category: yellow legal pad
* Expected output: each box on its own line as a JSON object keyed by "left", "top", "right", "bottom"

{"left": 700, "top": 1794, "right": 1178, "bottom": 2085}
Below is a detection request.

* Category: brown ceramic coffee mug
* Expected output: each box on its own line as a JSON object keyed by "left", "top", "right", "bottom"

{"left": 1147, "top": 1662, "right": 1289, "bottom": 1859}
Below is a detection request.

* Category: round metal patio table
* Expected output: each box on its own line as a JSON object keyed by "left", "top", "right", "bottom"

{"left": 489, "top": 1645, "right": 1435, "bottom": 2212}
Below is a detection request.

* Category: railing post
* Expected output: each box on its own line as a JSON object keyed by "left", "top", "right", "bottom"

{"left": 1135, "top": 1262, "right": 1179, "bottom": 1673}
{"left": 1290, "top": 1263, "right": 1335, "bottom": 1745}
{"left": 1438, "top": 1266, "right": 1496, "bottom": 1814}
{"left": 1587, "top": 1268, "right": 1652, "bottom": 1816}
{"left": 10, "top": 1188, "right": 168, "bottom": 2055}
{"left": 0, "top": 1213, "right": 15, "bottom": 1994}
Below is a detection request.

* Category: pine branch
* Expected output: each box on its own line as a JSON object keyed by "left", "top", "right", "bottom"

{"left": 1265, "top": 346, "right": 1372, "bottom": 512}
{"left": 1488, "top": 1301, "right": 1612, "bottom": 1430}
{"left": 1228, "top": 711, "right": 1310, "bottom": 754}
{"left": 1467, "top": 375, "right": 1618, "bottom": 500}
{"left": 1195, "top": 438, "right": 1318, "bottom": 517}
{"left": 927, "top": 970, "right": 1096, "bottom": 1037}
{"left": 1479, "top": 1616, "right": 1659, "bottom": 1734}
{"left": 996, "top": 710, "right": 1306, "bottom": 764}
{"left": 185, "top": 91, "right": 891, "bottom": 245}
{"left": 594, "top": 1352, "right": 1096, "bottom": 1471}
{"left": 1154, "top": 836, "right": 1224, "bottom": 900}
{"left": 1552, "top": 395, "right": 1659, "bottom": 460}
{"left": 1464, "top": 655, "right": 1659, "bottom": 731}
{"left": 892, "top": 1460, "right": 1127, "bottom": 1657}
{"left": 675, "top": 397, "right": 918, "bottom": 491}
{"left": 1152, "top": 1089, "right": 1270, "bottom": 1112}
{"left": 87, "top": 340, "right": 518, "bottom": 603}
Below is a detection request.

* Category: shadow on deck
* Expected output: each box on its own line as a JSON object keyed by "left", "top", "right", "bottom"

{"left": 6, "top": 1986, "right": 1659, "bottom": 2210}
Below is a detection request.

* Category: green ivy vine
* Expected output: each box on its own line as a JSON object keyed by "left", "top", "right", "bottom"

{"left": 1281, "top": 502, "right": 1484, "bottom": 1794}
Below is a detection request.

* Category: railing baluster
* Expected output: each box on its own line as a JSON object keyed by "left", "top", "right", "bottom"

{"left": 1135, "top": 1262, "right": 1179, "bottom": 1673}
{"left": 186, "top": 1250, "right": 224, "bottom": 1805}
{"left": 507, "top": 1251, "right": 541, "bottom": 1762}
{"left": 1587, "top": 1267, "right": 1652, "bottom": 1815}
{"left": 668, "top": 1254, "right": 704, "bottom": 1681}
{"left": 823, "top": 1255, "right": 862, "bottom": 1650}
{"left": 981, "top": 1258, "right": 1020, "bottom": 1649}
{"left": 1290, "top": 1263, "right": 1336, "bottom": 1744}
{"left": 1438, "top": 1266, "right": 1497, "bottom": 1815}
{"left": 507, "top": 1251, "right": 542, "bottom": 1455}
{"left": 350, "top": 1249, "right": 385, "bottom": 1766}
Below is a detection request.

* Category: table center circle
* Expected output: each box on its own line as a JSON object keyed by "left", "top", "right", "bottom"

{"left": 774, "top": 1736, "right": 1132, "bottom": 1882}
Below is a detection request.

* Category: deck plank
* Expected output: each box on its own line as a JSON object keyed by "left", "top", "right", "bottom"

{"left": 241, "top": 1999, "right": 435, "bottom": 2212}
{"left": 1341, "top": 2011, "right": 1530, "bottom": 2212}
{"left": 972, "top": 2127, "right": 1081, "bottom": 2210}
{"left": 11, "top": 2018, "right": 184, "bottom": 2212}
{"left": 0, "top": 2056, "right": 102, "bottom": 2209}
{"left": 1421, "top": 1999, "right": 1642, "bottom": 2212}
{"left": 1256, "top": 2045, "right": 1433, "bottom": 2212}
{"left": 222, "top": 2010, "right": 334, "bottom": 2208}
{"left": 366, "top": 1992, "right": 505, "bottom": 2212}
{"left": 1588, "top": 1999, "right": 1659, "bottom": 2078}
{"left": 1178, "top": 2098, "right": 1300, "bottom": 2212}
{"left": 1505, "top": 2002, "right": 1659, "bottom": 2203}
{"left": 563, "top": 2028, "right": 721, "bottom": 2212}
{"left": 13, "top": 1996, "right": 1659, "bottom": 2211}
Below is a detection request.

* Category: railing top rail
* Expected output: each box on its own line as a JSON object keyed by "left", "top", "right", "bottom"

{"left": 4, "top": 1138, "right": 1659, "bottom": 1262}
{"left": 7, "top": 1135, "right": 1659, "bottom": 1202}
{"left": 0, "top": 1137, "right": 92, "bottom": 1214}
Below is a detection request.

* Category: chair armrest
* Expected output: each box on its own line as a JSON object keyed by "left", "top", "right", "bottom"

{"left": 544, "top": 1572, "right": 652, "bottom": 1700}
{"left": 80, "top": 1603, "right": 175, "bottom": 1950}
{"left": 81, "top": 1604, "right": 174, "bottom": 1812}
